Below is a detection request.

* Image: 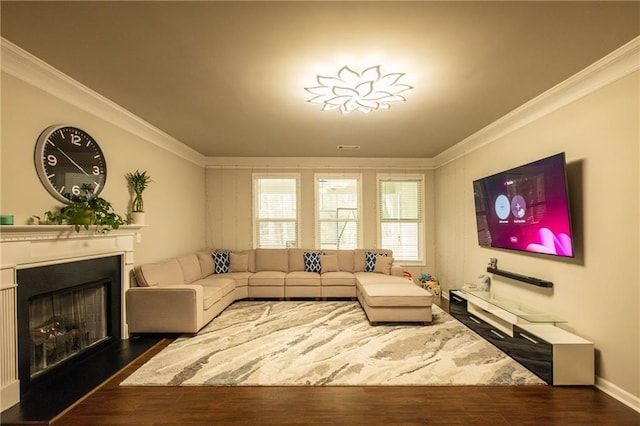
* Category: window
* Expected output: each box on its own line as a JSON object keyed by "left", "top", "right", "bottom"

{"left": 253, "top": 175, "right": 299, "bottom": 248}
{"left": 378, "top": 175, "right": 424, "bottom": 262}
{"left": 315, "top": 175, "right": 361, "bottom": 250}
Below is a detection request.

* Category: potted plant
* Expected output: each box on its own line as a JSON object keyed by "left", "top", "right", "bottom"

{"left": 125, "top": 170, "right": 152, "bottom": 225}
{"left": 39, "top": 194, "right": 126, "bottom": 232}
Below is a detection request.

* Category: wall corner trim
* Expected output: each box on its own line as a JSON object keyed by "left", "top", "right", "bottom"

{"left": 433, "top": 36, "right": 640, "bottom": 169}
{"left": 0, "top": 37, "right": 206, "bottom": 168}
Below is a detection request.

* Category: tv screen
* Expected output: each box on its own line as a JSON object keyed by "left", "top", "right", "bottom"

{"left": 473, "top": 153, "right": 574, "bottom": 258}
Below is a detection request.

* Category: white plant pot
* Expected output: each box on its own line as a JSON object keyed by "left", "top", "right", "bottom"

{"left": 131, "top": 211, "right": 145, "bottom": 225}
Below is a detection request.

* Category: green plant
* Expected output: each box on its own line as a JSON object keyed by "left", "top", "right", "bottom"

{"left": 39, "top": 195, "right": 126, "bottom": 232}
{"left": 125, "top": 170, "right": 153, "bottom": 212}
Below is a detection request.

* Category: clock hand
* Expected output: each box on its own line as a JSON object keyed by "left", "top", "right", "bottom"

{"left": 56, "top": 147, "right": 90, "bottom": 176}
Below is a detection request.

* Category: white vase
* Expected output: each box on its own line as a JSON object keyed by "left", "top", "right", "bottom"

{"left": 131, "top": 211, "right": 145, "bottom": 225}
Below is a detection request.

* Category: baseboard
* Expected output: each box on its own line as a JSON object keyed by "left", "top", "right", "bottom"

{"left": 595, "top": 376, "right": 640, "bottom": 413}
{"left": 1, "top": 380, "right": 20, "bottom": 412}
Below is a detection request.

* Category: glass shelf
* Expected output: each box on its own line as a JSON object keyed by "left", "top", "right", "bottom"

{"left": 460, "top": 289, "right": 567, "bottom": 324}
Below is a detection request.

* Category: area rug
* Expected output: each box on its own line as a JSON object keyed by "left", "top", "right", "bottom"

{"left": 120, "top": 301, "right": 545, "bottom": 386}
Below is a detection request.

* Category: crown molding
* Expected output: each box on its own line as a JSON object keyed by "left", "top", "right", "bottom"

{"left": 0, "top": 37, "right": 206, "bottom": 167}
{"left": 203, "top": 156, "right": 435, "bottom": 170}
{"left": 434, "top": 36, "right": 640, "bottom": 168}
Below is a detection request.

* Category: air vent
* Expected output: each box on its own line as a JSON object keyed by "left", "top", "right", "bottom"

{"left": 337, "top": 145, "right": 361, "bottom": 150}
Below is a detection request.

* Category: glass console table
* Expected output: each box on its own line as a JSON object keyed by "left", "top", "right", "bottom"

{"left": 457, "top": 289, "right": 566, "bottom": 324}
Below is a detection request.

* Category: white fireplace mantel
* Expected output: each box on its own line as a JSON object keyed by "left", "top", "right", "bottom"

{"left": 0, "top": 225, "right": 142, "bottom": 411}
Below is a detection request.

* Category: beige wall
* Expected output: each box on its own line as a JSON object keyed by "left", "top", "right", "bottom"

{"left": 205, "top": 166, "right": 436, "bottom": 277}
{"left": 435, "top": 72, "right": 639, "bottom": 398}
{"left": 0, "top": 73, "right": 207, "bottom": 263}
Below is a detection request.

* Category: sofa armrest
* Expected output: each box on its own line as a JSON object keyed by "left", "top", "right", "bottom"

{"left": 391, "top": 265, "right": 404, "bottom": 277}
{"left": 126, "top": 285, "right": 204, "bottom": 334}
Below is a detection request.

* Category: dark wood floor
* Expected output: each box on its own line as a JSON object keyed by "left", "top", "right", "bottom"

{"left": 14, "top": 298, "right": 640, "bottom": 425}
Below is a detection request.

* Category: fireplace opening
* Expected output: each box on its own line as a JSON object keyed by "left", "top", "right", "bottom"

{"left": 29, "top": 280, "right": 110, "bottom": 379}
{"left": 16, "top": 256, "right": 121, "bottom": 399}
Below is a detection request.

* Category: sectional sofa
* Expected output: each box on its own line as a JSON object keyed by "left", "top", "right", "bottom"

{"left": 126, "top": 248, "right": 433, "bottom": 334}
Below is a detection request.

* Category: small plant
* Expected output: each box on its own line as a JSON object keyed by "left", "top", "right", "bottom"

{"left": 38, "top": 194, "right": 126, "bottom": 232}
{"left": 125, "top": 170, "right": 153, "bottom": 212}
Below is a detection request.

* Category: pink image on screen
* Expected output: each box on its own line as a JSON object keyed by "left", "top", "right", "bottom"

{"left": 526, "top": 227, "right": 573, "bottom": 257}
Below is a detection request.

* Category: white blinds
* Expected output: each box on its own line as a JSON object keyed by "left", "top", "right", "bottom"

{"left": 254, "top": 176, "right": 298, "bottom": 248}
{"left": 379, "top": 177, "right": 423, "bottom": 261}
{"left": 316, "top": 176, "right": 360, "bottom": 250}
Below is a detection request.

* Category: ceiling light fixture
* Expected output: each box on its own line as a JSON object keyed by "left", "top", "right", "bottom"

{"left": 305, "top": 65, "right": 413, "bottom": 114}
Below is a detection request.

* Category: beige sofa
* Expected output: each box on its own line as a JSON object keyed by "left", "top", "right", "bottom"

{"left": 126, "top": 248, "right": 433, "bottom": 334}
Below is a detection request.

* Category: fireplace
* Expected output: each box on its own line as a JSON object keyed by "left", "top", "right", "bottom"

{"left": 29, "top": 280, "right": 109, "bottom": 379}
{"left": 16, "top": 256, "right": 122, "bottom": 399}
{"left": 1, "top": 225, "right": 143, "bottom": 415}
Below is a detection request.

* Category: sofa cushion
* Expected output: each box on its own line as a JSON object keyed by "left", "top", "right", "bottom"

{"left": 235, "top": 249, "right": 256, "bottom": 272}
{"left": 202, "top": 286, "right": 222, "bottom": 310}
{"left": 197, "top": 251, "right": 215, "bottom": 277}
{"left": 134, "top": 259, "right": 184, "bottom": 287}
{"left": 285, "top": 271, "right": 321, "bottom": 286}
{"left": 255, "top": 249, "right": 288, "bottom": 272}
{"left": 197, "top": 277, "right": 236, "bottom": 297}
{"left": 354, "top": 249, "right": 393, "bottom": 272}
{"left": 287, "top": 249, "right": 306, "bottom": 272}
{"left": 209, "top": 272, "right": 251, "bottom": 287}
{"left": 320, "top": 254, "right": 340, "bottom": 273}
{"left": 249, "top": 270, "right": 287, "bottom": 286}
{"left": 365, "top": 252, "right": 387, "bottom": 272}
{"left": 321, "top": 271, "right": 356, "bottom": 286}
{"left": 303, "top": 251, "right": 324, "bottom": 272}
{"left": 229, "top": 252, "right": 249, "bottom": 272}
{"left": 323, "top": 250, "right": 355, "bottom": 272}
{"left": 177, "top": 254, "right": 202, "bottom": 284}
{"left": 359, "top": 282, "right": 432, "bottom": 307}
{"left": 214, "top": 252, "right": 231, "bottom": 274}
{"left": 373, "top": 256, "right": 394, "bottom": 275}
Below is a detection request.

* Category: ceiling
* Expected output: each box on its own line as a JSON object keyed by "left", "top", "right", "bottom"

{"left": 2, "top": 1, "right": 639, "bottom": 158}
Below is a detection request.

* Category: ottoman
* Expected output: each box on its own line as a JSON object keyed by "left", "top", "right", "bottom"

{"left": 357, "top": 281, "right": 433, "bottom": 325}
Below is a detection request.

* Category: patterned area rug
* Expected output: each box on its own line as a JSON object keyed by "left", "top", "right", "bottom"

{"left": 121, "top": 301, "right": 545, "bottom": 386}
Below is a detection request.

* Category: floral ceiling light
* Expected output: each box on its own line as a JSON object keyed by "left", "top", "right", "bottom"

{"left": 305, "top": 65, "right": 413, "bottom": 114}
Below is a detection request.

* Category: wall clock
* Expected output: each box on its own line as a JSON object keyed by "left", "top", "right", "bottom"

{"left": 34, "top": 125, "right": 107, "bottom": 203}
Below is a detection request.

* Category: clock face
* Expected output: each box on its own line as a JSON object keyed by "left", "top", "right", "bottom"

{"left": 34, "top": 125, "right": 107, "bottom": 203}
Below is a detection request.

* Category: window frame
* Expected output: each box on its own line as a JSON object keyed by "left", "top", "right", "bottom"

{"left": 377, "top": 174, "right": 425, "bottom": 264}
{"left": 314, "top": 173, "right": 362, "bottom": 250}
{"left": 252, "top": 173, "right": 300, "bottom": 249}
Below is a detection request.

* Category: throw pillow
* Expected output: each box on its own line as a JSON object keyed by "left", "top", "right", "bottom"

{"left": 365, "top": 251, "right": 387, "bottom": 272}
{"left": 304, "top": 251, "right": 324, "bottom": 273}
{"left": 229, "top": 253, "right": 249, "bottom": 272}
{"left": 320, "top": 254, "right": 340, "bottom": 273}
{"left": 374, "top": 256, "right": 394, "bottom": 275}
{"left": 213, "top": 251, "right": 230, "bottom": 274}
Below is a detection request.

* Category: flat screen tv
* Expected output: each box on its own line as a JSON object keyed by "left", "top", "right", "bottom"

{"left": 473, "top": 153, "right": 574, "bottom": 258}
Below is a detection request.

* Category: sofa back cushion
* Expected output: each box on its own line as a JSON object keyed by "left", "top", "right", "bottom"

{"left": 288, "top": 249, "right": 306, "bottom": 272}
{"left": 177, "top": 254, "right": 203, "bottom": 284}
{"left": 197, "top": 250, "right": 215, "bottom": 277}
{"left": 226, "top": 249, "right": 256, "bottom": 272}
{"left": 255, "top": 249, "right": 289, "bottom": 272}
{"left": 354, "top": 249, "right": 393, "bottom": 272}
{"left": 134, "top": 258, "right": 184, "bottom": 287}
{"left": 229, "top": 252, "right": 249, "bottom": 272}
{"left": 323, "top": 250, "right": 355, "bottom": 272}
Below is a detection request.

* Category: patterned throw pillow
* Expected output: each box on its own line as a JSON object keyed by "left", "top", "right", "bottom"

{"left": 304, "top": 251, "right": 323, "bottom": 273}
{"left": 365, "top": 252, "right": 388, "bottom": 272}
{"left": 213, "top": 251, "right": 230, "bottom": 274}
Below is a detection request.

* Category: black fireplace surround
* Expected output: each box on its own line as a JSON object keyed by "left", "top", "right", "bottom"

{"left": 16, "top": 256, "right": 122, "bottom": 400}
